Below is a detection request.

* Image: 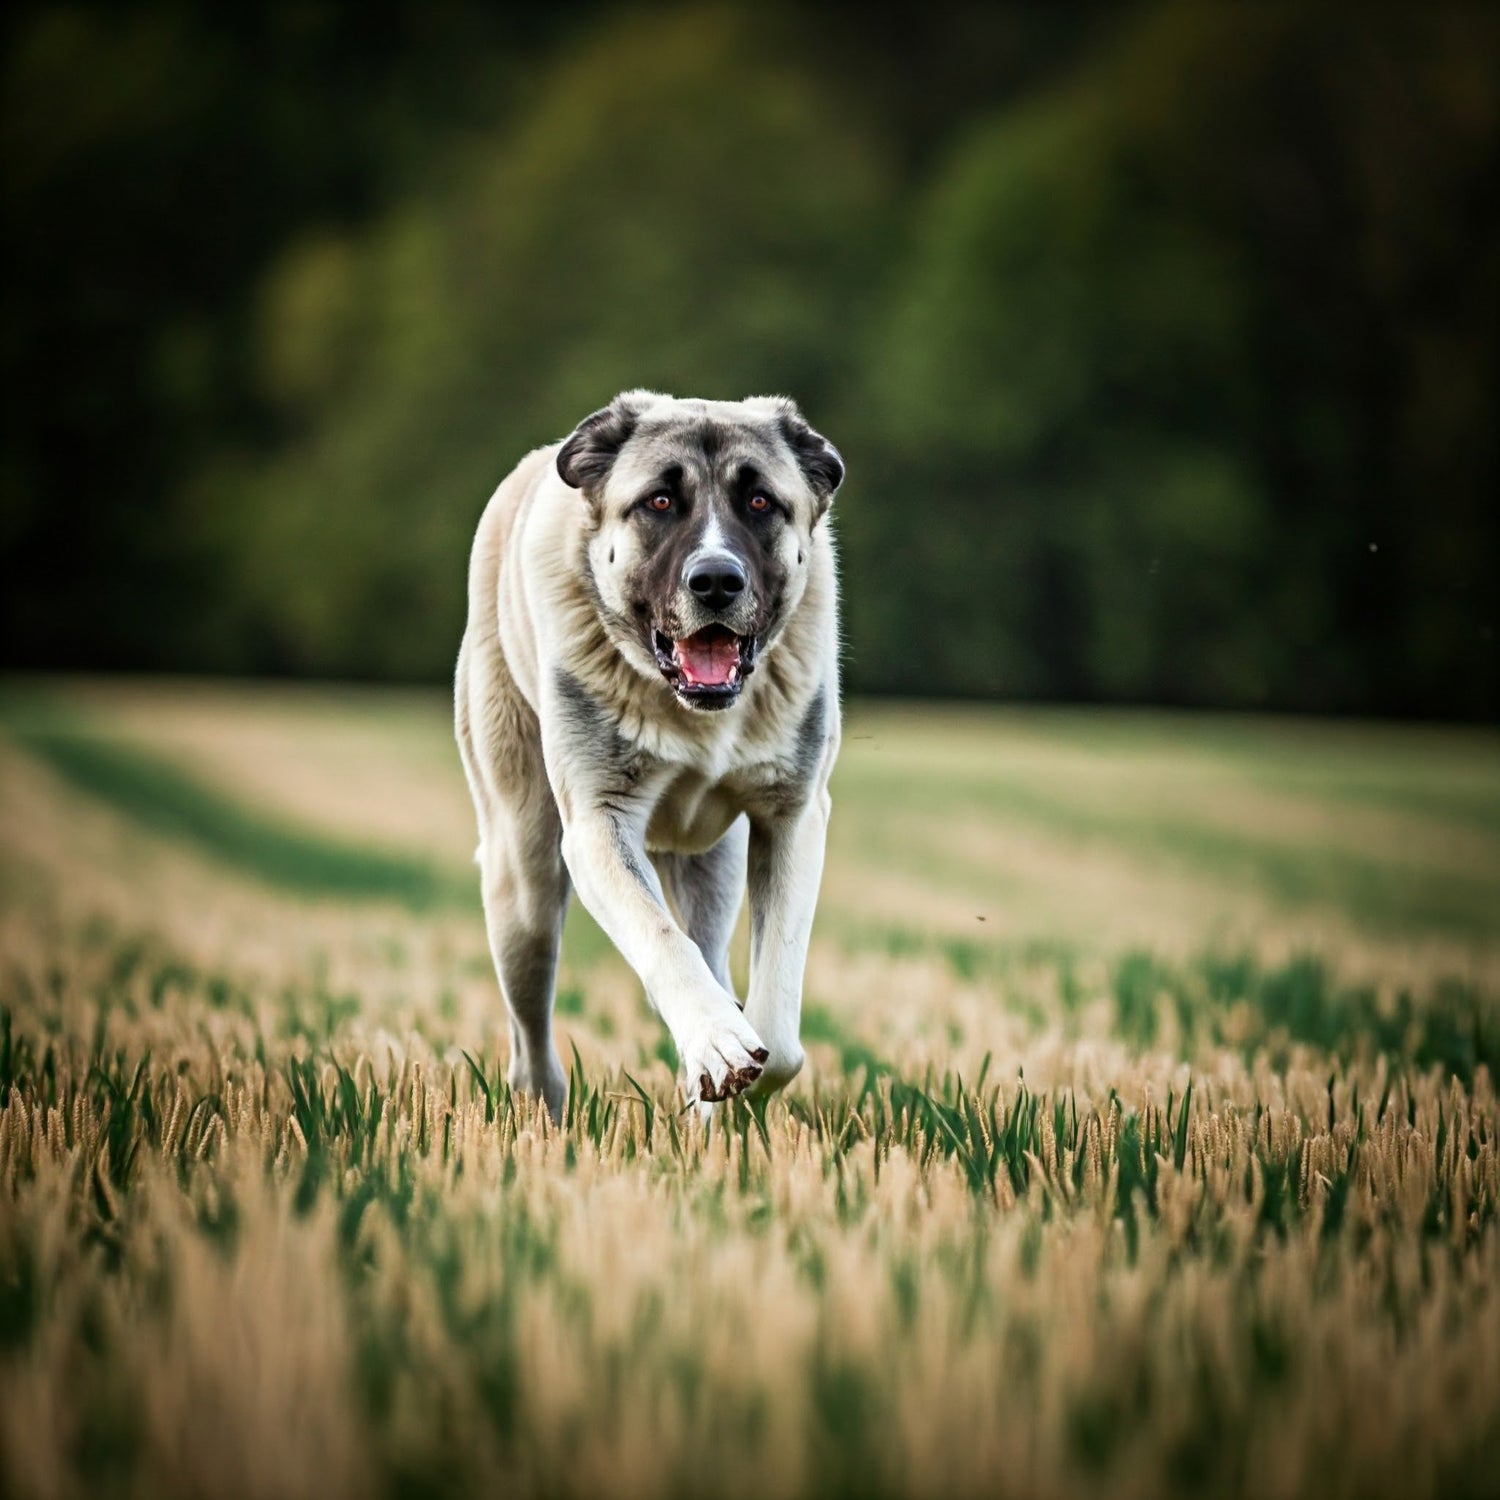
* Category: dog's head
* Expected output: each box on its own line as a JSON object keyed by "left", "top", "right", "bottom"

{"left": 556, "top": 391, "right": 843, "bottom": 712}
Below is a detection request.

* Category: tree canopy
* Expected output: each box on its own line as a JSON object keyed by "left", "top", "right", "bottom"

{"left": 3, "top": 3, "right": 1495, "bottom": 716}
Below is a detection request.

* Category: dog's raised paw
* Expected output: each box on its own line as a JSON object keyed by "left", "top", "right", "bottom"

{"left": 680, "top": 1012, "right": 767, "bottom": 1105}
{"left": 697, "top": 1064, "right": 763, "bottom": 1103}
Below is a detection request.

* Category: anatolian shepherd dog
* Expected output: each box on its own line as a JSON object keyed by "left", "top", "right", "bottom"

{"left": 455, "top": 391, "right": 844, "bottom": 1120}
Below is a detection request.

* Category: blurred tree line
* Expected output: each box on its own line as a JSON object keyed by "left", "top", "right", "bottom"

{"left": 3, "top": 3, "right": 1496, "bottom": 717}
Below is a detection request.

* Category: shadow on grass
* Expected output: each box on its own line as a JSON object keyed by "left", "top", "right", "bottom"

{"left": 4, "top": 709, "right": 471, "bottom": 910}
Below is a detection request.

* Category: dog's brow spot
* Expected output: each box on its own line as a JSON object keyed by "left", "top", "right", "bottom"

{"left": 691, "top": 421, "right": 727, "bottom": 462}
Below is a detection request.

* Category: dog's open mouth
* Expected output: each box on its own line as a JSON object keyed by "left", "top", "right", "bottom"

{"left": 652, "top": 625, "right": 758, "bottom": 708}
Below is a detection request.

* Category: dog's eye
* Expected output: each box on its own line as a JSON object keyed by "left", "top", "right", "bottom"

{"left": 647, "top": 494, "right": 673, "bottom": 513}
{"left": 748, "top": 494, "right": 771, "bottom": 514}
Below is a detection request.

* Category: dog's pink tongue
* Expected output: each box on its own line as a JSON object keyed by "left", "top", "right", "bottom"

{"left": 676, "top": 632, "right": 738, "bottom": 687}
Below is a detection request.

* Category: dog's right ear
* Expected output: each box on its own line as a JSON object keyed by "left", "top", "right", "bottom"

{"left": 556, "top": 394, "right": 647, "bottom": 492}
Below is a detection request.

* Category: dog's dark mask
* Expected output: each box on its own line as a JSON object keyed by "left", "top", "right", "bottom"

{"left": 557, "top": 394, "right": 843, "bottom": 711}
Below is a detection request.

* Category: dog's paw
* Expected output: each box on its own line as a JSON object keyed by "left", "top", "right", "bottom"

{"left": 508, "top": 1051, "right": 567, "bottom": 1125}
{"left": 679, "top": 1011, "right": 770, "bottom": 1105}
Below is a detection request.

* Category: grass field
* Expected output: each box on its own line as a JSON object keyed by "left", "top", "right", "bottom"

{"left": 2, "top": 678, "right": 1498, "bottom": 1499}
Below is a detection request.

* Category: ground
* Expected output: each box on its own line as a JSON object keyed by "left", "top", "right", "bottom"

{"left": 1, "top": 678, "right": 1497, "bottom": 1499}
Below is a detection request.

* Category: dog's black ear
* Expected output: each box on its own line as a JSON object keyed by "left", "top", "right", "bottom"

{"left": 777, "top": 401, "right": 845, "bottom": 517}
{"left": 557, "top": 394, "right": 646, "bottom": 491}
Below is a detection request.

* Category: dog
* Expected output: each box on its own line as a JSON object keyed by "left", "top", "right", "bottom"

{"left": 455, "top": 391, "right": 844, "bottom": 1119}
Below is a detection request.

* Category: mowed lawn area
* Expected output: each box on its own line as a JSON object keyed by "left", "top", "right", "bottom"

{"left": 2, "top": 678, "right": 1498, "bottom": 1499}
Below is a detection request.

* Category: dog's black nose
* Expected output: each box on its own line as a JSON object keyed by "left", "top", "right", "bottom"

{"left": 687, "top": 556, "right": 747, "bottom": 611}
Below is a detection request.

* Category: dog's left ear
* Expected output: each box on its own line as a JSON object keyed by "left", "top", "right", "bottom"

{"left": 557, "top": 392, "right": 650, "bottom": 492}
{"left": 777, "top": 401, "right": 845, "bottom": 519}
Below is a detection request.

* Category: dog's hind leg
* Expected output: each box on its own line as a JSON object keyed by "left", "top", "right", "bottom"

{"left": 653, "top": 816, "right": 749, "bottom": 1000}
{"left": 459, "top": 648, "right": 571, "bottom": 1123}
{"left": 477, "top": 800, "right": 570, "bottom": 1123}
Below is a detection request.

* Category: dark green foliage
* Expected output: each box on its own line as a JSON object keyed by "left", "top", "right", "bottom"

{"left": 2, "top": 5, "right": 1495, "bottom": 716}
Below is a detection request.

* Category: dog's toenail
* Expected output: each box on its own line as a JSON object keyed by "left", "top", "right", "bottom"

{"left": 751, "top": 1047, "right": 769, "bottom": 1063}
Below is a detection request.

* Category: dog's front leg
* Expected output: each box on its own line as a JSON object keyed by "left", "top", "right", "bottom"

{"left": 559, "top": 809, "right": 769, "bottom": 1105}
{"left": 743, "top": 790, "right": 830, "bottom": 1094}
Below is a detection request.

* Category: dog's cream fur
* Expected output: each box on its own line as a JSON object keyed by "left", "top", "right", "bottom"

{"left": 455, "top": 392, "right": 841, "bottom": 1117}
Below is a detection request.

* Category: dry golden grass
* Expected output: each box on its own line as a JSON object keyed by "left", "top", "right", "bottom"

{"left": 1, "top": 680, "right": 1497, "bottom": 1498}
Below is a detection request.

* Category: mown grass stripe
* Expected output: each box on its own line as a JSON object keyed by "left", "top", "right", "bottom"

{"left": 6, "top": 719, "right": 470, "bottom": 909}
{"left": 836, "top": 760, "right": 1500, "bottom": 940}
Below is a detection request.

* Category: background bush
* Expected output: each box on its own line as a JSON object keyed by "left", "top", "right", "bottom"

{"left": 3, "top": 3, "right": 1495, "bottom": 716}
